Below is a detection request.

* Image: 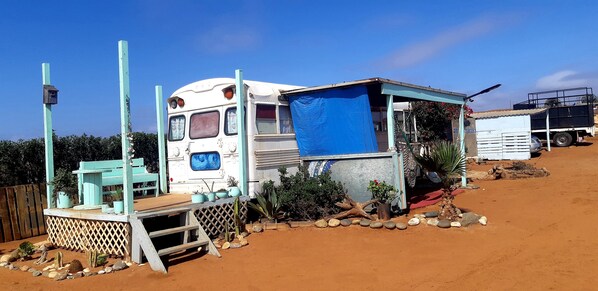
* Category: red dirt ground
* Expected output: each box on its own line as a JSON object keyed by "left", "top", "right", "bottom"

{"left": 2, "top": 138, "right": 598, "bottom": 290}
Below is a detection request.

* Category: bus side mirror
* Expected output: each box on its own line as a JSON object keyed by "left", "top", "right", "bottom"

{"left": 43, "top": 85, "right": 59, "bottom": 105}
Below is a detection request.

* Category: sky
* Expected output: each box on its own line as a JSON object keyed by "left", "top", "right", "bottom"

{"left": 1, "top": 0, "right": 597, "bottom": 140}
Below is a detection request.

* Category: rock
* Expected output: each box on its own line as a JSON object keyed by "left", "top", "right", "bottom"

{"left": 407, "top": 217, "right": 420, "bottom": 226}
{"left": 383, "top": 221, "right": 396, "bottom": 229}
{"left": 20, "top": 265, "right": 30, "bottom": 272}
{"left": 396, "top": 222, "right": 408, "bottom": 230}
{"left": 48, "top": 271, "right": 58, "bottom": 279}
{"left": 451, "top": 221, "right": 462, "bottom": 228}
{"left": 67, "top": 275, "right": 74, "bottom": 280}
{"left": 126, "top": 262, "right": 133, "bottom": 267}
{"left": 327, "top": 218, "right": 341, "bottom": 227}
{"left": 340, "top": 219, "right": 352, "bottom": 226}
{"left": 239, "top": 231, "right": 250, "bottom": 238}
{"left": 68, "top": 259, "right": 84, "bottom": 273}
{"left": 426, "top": 218, "right": 439, "bottom": 226}
{"left": 314, "top": 219, "right": 328, "bottom": 228}
{"left": 414, "top": 214, "right": 425, "bottom": 219}
{"left": 0, "top": 262, "right": 6, "bottom": 267}
{"left": 460, "top": 212, "right": 480, "bottom": 227}
{"left": 32, "top": 270, "right": 42, "bottom": 277}
{"left": 28, "top": 268, "right": 37, "bottom": 273}
{"left": 43, "top": 265, "right": 53, "bottom": 271}
{"left": 73, "top": 272, "right": 83, "bottom": 278}
{"left": 113, "top": 260, "right": 128, "bottom": 271}
{"left": 240, "top": 239, "right": 249, "bottom": 246}
{"left": 9, "top": 264, "right": 18, "bottom": 271}
{"left": 42, "top": 271, "right": 50, "bottom": 277}
{"left": 479, "top": 216, "right": 488, "bottom": 226}
{"left": 437, "top": 220, "right": 451, "bottom": 228}
{"left": 351, "top": 219, "right": 361, "bottom": 225}
{"left": 370, "top": 221, "right": 383, "bottom": 229}
{"left": 84, "top": 271, "right": 95, "bottom": 277}
{"left": 424, "top": 211, "right": 438, "bottom": 218}
{"left": 0, "top": 255, "right": 10, "bottom": 263}
{"left": 222, "top": 242, "right": 231, "bottom": 250}
{"left": 229, "top": 242, "right": 242, "bottom": 249}
{"left": 252, "top": 224, "right": 264, "bottom": 233}
{"left": 54, "top": 272, "right": 68, "bottom": 281}
{"left": 83, "top": 268, "right": 90, "bottom": 273}
{"left": 98, "top": 270, "right": 105, "bottom": 275}
{"left": 359, "top": 219, "right": 371, "bottom": 227}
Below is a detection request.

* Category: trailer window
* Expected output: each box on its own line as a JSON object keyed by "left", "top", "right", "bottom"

{"left": 168, "top": 115, "right": 186, "bottom": 141}
{"left": 190, "top": 111, "right": 219, "bottom": 139}
{"left": 256, "top": 104, "right": 276, "bottom": 134}
{"left": 279, "top": 105, "right": 294, "bottom": 133}
{"left": 225, "top": 107, "right": 238, "bottom": 135}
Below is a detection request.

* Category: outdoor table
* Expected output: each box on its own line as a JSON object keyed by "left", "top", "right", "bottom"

{"left": 72, "top": 169, "right": 109, "bottom": 207}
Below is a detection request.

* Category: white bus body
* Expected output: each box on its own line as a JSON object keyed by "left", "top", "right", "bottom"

{"left": 166, "top": 78, "right": 304, "bottom": 196}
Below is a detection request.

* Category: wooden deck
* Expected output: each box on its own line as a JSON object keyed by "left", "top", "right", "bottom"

{"left": 43, "top": 194, "right": 245, "bottom": 222}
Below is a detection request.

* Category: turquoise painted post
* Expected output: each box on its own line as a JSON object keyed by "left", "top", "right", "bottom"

{"left": 546, "top": 111, "right": 551, "bottom": 152}
{"left": 155, "top": 85, "right": 167, "bottom": 194}
{"left": 386, "top": 95, "right": 405, "bottom": 209}
{"left": 459, "top": 105, "right": 467, "bottom": 187}
{"left": 235, "top": 70, "right": 248, "bottom": 196}
{"left": 42, "top": 63, "right": 55, "bottom": 208}
{"left": 118, "top": 40, "right": 134, "bottom": 214}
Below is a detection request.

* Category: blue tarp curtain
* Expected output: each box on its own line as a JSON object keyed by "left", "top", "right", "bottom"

{"left": 288, "top": 85, "right": 378, "bottom": 156}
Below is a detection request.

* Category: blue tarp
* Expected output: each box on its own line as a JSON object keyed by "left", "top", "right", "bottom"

{"left": 288, "top": 85, "right": 378, "bottom": 156}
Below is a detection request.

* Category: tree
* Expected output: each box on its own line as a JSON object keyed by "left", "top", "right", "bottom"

{"left": 411, "top": 101, "right": 472, "bottom": 142}
{"left": 413, "top": 141, "right": 465, "bottom": 221}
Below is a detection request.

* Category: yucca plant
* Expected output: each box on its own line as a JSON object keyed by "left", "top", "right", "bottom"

{"left": 413, "top": 140, "right": 466, "bottom": 221}
{"left": 248, "top": 187, "right": 284, "bottom": 222}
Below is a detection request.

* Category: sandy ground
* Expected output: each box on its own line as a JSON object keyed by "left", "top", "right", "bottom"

{"left": 1, "top": 138, "right": 598, "bottom": 291}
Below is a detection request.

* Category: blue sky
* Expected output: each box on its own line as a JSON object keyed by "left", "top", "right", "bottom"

{"left": 1, "top": 0, "right": 597, "bottom": 140}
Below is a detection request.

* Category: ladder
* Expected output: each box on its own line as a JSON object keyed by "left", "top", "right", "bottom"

{"left": 130, "top": 206, "right": 221, "bottom": 273}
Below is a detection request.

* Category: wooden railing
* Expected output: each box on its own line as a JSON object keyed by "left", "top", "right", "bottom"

{"left": 0, "top": 183, "right": 47, "bottom": 243}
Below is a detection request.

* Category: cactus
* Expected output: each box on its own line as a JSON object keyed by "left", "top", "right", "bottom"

{"left": 233, "top": 196, "right": 244, "bottom": 237}
{"left": 224, "top": 220, "right": 231, "bottom": 242}
{"left": 86, "top": 250, "right": 97, "bottom": 268}
{"left": 55, "top": 251, "right": 63, "bottom": 268}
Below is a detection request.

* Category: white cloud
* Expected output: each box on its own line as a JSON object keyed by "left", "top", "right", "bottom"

{"left": 378, "top": 15, "right": 513, "bottom": 70}
{"left": 536, "top": 70, "right": 588, "bottom": 90}
{"left": 196, "top": 26, "right": 261, "bottom": 54}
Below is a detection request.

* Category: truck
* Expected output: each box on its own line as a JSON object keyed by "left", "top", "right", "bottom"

{"left": 513, "top": 87, "right": 595, "bottom": 147}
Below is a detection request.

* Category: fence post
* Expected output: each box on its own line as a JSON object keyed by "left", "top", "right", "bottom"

{"left": 42, "top": 63, "right": 55, "bottom": 208}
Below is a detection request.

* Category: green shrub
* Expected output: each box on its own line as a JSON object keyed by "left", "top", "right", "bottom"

{"left": 272, "top": 165, "right": 344, "bottom": 220}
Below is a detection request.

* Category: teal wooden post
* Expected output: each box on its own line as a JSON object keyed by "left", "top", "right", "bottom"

{"left": 459, "top": 105, "right": 467, "bottom": 187}
{"left": 42, "top": 63, "right": 55, "bottom": 208}
{"left": 386, "top": 95, "right": 406, "bottom": 209}
{"left": 235, "top": 70, "right": 248, "bottom": 196}
{"left": 155, "top": 85, "right": 167, "bottom": 194}
{"left": 118, "top": 40, "right": 134, "bottom": 214}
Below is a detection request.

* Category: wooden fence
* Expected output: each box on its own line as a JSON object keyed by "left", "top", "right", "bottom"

{"left": 0, "top": 183, "right": 47, "bottom": 243}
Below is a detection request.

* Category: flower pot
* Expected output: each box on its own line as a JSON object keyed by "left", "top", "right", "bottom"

{"left": 228, "top": 187, "right": 241, "bottom": 197}
{"left": 113, "top": 201, "right": 124, "bottom": 214}
{"left": 191, "top": 193, "right": 206, "bottom": 203}
{"left": 377, "top": 202, "right": 391, "bottom": 221}
{"left": 206, "top": 192, "right": 216, "bottom": 202}
{"left": 216, "top": 191, "right": 229, "bottom": 199}
{"left": 57, "top": 191, "right": 73, "bottom": 209}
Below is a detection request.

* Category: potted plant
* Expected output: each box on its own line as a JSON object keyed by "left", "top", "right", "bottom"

{"left": 191, "top": 187, "right": 206, "bottom": 203}
{"left": 202, "top": 179, "right": 216, "bottom": 202}
{"left": 112, "top": 188, "right": 124, "bottom": 214}
{"left": 216, "top": 188, "right": 229, "bottom": 199}
{"left": 227, "top": 176, "right": 241, "bottom": 197}
{"left": 51, "top": 168, "right": 78, "bottom": 208}
{"left": 367, "top": 180, "right": 397, "bottom": 221}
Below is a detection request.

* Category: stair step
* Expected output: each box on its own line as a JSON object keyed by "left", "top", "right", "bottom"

{"left": 148, "top": 225, "right": 198, "bottom": 238}
{"left": 157, "top": 240, "right": 208, "bottom": 257}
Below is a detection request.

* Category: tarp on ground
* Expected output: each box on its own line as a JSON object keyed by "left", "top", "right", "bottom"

{"left": 288, "top": 85, "right": 378, "bottom": 156}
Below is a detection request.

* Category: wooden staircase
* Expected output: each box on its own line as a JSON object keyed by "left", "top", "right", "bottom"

{"left": 130, "top": 206, "right": 220, "bottom": 273}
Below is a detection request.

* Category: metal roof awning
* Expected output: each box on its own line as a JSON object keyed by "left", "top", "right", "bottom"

{"left": 470, "top": 108, "right": 548, "bottom": 119}
{"left": 281, "top": 77, "right": 467, "bottom": 105}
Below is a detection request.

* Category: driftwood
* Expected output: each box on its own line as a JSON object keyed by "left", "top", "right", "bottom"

{"left": 34, "top": 244, "right": 50, "bottom": 265}
{"left": 488, "top": 162, "right": 550, "bottom": 180}
{"left": 330, "top": 195, "right": 377, "bottom": 220}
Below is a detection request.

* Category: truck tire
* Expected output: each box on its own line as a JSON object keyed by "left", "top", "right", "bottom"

{"left": 553, "top": 132, "right": 573, "bottom": 147}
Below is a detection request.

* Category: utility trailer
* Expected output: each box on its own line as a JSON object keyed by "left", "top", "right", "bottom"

{"left": 513, "top": 87, "right": 595, "bottom": 147}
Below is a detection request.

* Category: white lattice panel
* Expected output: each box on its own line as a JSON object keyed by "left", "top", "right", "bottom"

{"left": 195, "top": 201, "right": 247, "bottom": 237}
{"left": 46, "top": 216, "right": 130, "bottom": 257}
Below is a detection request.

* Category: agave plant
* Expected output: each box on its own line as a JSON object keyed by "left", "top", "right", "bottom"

{"left": 248, "top": 187, "right": 284, "bottom": 222}
{"left": 413, "top": 140, "right": 466, "bottom": 221}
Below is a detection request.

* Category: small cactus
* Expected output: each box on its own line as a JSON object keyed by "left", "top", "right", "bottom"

{"left": 55, "top": 251, "right": 63, "bottom": 268}
{"left": 86, "top": 250, "right": 97, "bottom": 268}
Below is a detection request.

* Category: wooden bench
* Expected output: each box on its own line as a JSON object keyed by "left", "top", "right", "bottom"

{"left": 76, "top": 158, "right": 159, "bottom": 202}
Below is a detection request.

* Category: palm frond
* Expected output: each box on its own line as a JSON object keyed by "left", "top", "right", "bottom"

{"left": 413, "top": 140, "right": 465, "bottom": 181}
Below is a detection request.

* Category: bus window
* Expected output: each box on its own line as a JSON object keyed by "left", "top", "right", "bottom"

{"left": 256, "top": 104, "right": 276, "bottom": 134}
{"left": 225, "top": 107, "right": 237, "bottom": 135}
{"left": 279, "top": 105, "right": 294, "bottom": 134}
{"left": 190, "top": 111, "right": 219, "bottom": 139}
{"left": 169, "top": 115, "right": 186, "bottom": 141}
